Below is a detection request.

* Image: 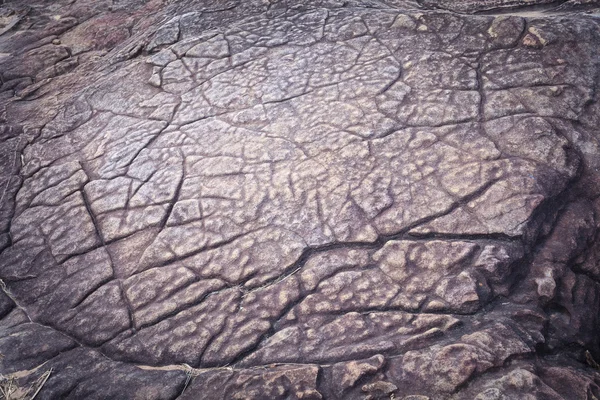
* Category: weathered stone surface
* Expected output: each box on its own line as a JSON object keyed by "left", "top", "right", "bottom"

{"left": 1, "top": 0, "right": 600, "bottom": 398}
{"left": 180, "top": 364, "right": 323, "bottom": 400}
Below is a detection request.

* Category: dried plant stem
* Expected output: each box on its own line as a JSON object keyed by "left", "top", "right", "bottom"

{"left": 30, "top": 369, "right": 52, "bottom": 400}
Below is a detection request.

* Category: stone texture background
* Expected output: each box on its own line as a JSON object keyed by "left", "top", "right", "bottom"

{"left": 1, "top": 0, "right": 600, "bottom": 398}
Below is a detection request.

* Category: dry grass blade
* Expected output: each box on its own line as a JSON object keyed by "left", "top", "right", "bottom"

{"left": 29, "top": 369, "right": 52, "bottom": 400}
{"left": 0, "top": 369, "right": 52, "bottom": 400}
{"left": 0, "top": 376, "right": 17, "bottom": 400}
{"left": 181, "top": 365, "right": 193, "bottom": 396}
{"left": 178, "top": 364, "right": 200, "bottom": 397}
{"left": 586, "top": 350, "right": 600, "bottom": 370}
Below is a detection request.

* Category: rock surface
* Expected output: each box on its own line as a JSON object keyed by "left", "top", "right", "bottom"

{"left": 1, "top": 0, "right": 600, "bottom": 398}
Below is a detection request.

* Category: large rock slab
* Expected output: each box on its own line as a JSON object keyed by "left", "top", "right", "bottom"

{"left": 1, "top": 0, "right": 600, "bottom": 398}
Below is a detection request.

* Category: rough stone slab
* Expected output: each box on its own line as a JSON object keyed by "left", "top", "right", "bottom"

{"left": 0, "top": 0, "right": 600, "bottom": 398}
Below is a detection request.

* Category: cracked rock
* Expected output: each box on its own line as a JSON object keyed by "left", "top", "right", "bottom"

{"left": 1, "top": 0, "right": 600, "bottom": 399}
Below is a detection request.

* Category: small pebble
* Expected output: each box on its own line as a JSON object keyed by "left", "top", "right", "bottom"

{"left": 52, "top": 39, "right": 61, "bottom": 45}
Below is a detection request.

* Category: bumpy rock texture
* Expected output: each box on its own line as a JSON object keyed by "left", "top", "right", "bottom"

{"left": 1, "top": 0, "right": 600, "bottom": 399}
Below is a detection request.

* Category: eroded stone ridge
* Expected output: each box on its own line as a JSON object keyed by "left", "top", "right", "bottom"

{"left": 1, "top": 0, "right": 600, "bottom": 399}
